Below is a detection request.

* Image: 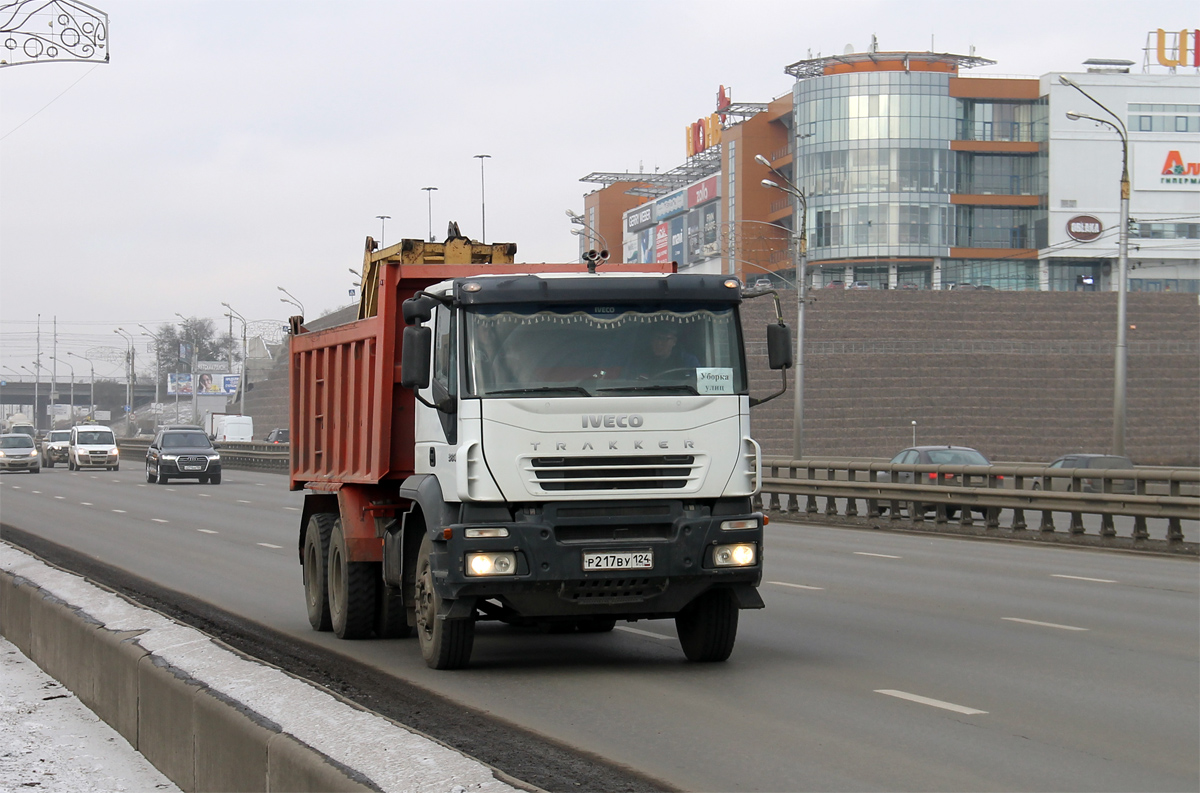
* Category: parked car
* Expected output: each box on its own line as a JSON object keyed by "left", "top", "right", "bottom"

{"left": 848, "top": 281, "right": 872, "bottom": 289}
{"left": 145, "top": 428, "right": 222, "bottom": 484}
{"left": 0, "top": 433, "right": 41, "bottom": 473}
{"left": 824, "top": 280, "right": 845, "bottom": 289}
{"left": 751, "top": 278, "right": 773, "bottom": 290}
{"left": 1036, "top": 454, "right": 1135, "bottom": 494}
{"left": 878, "top": 445, "right": 993, "bottom": 518}
{"left": 68, "top": 424, "right": 119, "bottom": 471}
{"left": 265, "top": 428, "right": 290, "bottom": 444}
{"left": 41, "top": 429, "right": 71, "bottom": 468}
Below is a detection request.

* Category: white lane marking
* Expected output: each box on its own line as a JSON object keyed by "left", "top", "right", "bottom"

{"left": 199, "top": 493, "right": 211, "bottom": 498}
{"left": 875, "top": 689, "right": 988, "bottom": 715}
{"left": 151, "top": 519, "right": 169, "bottom": 524}
{"left": 237, "top": 500, "right": 252, "bottom": 504}
{"left": 111, "top": 509, "right": 126, "bottom": 514}
{"left": 284, "top": 507, "right": 301, "bottom": 511}
{"left": 137, "top": 484, "right": 147, "bottom": 488}
{"left": 89, "top": 476, "right": 98, "bottom": 479}
{"left": 615, "top": 626, "right": 674, "bottom": 641}
{"left": 10, "top": 486, "right": 21, "bottom": 490}
{"left": 257, "top": 543, "right": 283, "bottom": 549}
{"left": 1002, "top": 617, "right": 1088, "bottom": 631}
{"left": 769, "top": 580, "right": 825, "bottom": 591}
{"left": 80, "top": 502, "right": 93, "bottom": 506}
{"left": 54, "top": 496, "right": 64, "bottom": 500}
{"left": 31, "top": 490, "right": 41, "bottom": 494}
{"left": 1051, "top": 574, "right": 1117, "bottom": 584}
{"left": 855, "top": 552, "right": 902, "bottom": 559}
{"left": 198, "top": 529, "right": 218, "bottom": 535}
{"left": 255, "top": 483, "right": 265, "bottom": 487}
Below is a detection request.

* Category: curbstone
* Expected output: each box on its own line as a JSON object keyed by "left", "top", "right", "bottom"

{"left": 139, "top": 653, "right": 202, "bottom": 791}
{"left": 0, "top": 569, "right": 33, "bottom": 655}
{"left": 28, "top": 589, "right": 101, "bottom": 704}
{"left": 194, "top": 687, "right": 278, "bottom": 793}
{"left": 267, "top": 732, "right": 377, "bottom": 793}
{"left": 85, "top": 630, "right": 149, "bottom": 747}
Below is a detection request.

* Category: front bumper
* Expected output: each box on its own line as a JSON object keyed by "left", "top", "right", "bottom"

{"left": 430, "top": 499, "right": 764, "bottom": 619}
{"left": 45, "top": 447, "right": 69, "bottom": 462}
{"left": 0, "top": 455, "right": 40, "bottom": 471}
{"left": 157, "top": 456, "right": 221, "bottom": 477}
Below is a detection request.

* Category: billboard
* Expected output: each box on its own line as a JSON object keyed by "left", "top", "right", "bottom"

{"left": 638, "top": 228, "right": 655, "bottom": 263}
{"left": 655, "top": 190, "right": 688, "bottom": 221}
{"left": 625, "top": 203, "right": 656, "bottom": 233}
{"left": 168, "top": 373, "right": 192, "bottom": 395}
{"left": 688, "top": 175, "right": 720, "bottom": 208}
{"left": 169, "top": 373, "right": 238, "bottom": 395}
{"left": 669, "top": 216, "right": 686, "bottom": 263}
{"left": 1134, "top": 143, "right": 1200, "bottom": 191}
{"left": 654, "top": 222, "right": 670, "bottom": 263}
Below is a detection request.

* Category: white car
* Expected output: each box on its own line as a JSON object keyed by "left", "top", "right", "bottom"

{"left": 41, "top": 429, "right": 71, "bottom": 468}
{"left": 68, "top": 424, "right": 120, "bottom": 471}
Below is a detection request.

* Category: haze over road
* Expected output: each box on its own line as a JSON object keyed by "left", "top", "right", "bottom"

{"left": 2, "top": 465, "right": 1196, "bottom": 792}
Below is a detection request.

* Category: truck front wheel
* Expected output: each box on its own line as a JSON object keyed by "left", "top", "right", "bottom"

{"left": 676, "top": 588, "right": 739, "bottom": 662}
{"left": 329, "top": 519, "right": 378, "bottom": 639}
{"left": 415, "top": 534, "right": 474, "bottom": 669}
{"left": 302, "top": 513, "right": 336, "bottom": 631}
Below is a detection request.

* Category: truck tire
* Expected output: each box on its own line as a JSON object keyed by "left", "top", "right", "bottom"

{"left": 329, "top": 518, "right": 378, "bottom": 639}
{"left": 376, "top": 582, "right": 412, "bottom": 639}
{"left": 415, "top": 534, "right": 474, "bottom": 669}
{"left": 676, "top": 588, "right": 738, "bottom": 663}
{"left": 302, "top": 513, "right": 335, "bottom": 632}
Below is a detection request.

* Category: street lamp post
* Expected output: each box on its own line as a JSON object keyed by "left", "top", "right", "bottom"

{"left": 114, "top": 328, "right": 136, "bottom": 434}
{"left": 422, "top": 187, "right": 438, "bottom": 243}
{"left": 1060, "top": 74, "right": 1130, "bottom": 456}
{"left": 50, "top": 356, "right": 74, "bottom": 425}
{"left": 222, "top": 303, "right": 249, "bottom": 417}
{"left": 174, "top": 314, "right": 198, "bottom": 423}
{"left": 67, "top": 352, "right": 95, "bottom": 419}
{"left": 138, "top": 325, "right": 166, "bottom": 429}
{"left": 757, "top": 155, "right": 808, "bottom": 462}
{"left": 277, "top": 286, "right": 305, "bottom": 318}
{"left": 19, "top": 366, "right": 39, "bottom": 430}
{"left": 473, "top": 154, "right": 491, "bottom": 243}
{"left": 376, "top": 215, "right": 391, "bottom": 248}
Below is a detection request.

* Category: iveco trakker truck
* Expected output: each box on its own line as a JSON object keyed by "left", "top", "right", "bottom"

{"left": 291, "top": 234, "right": 793, "bottom": 669}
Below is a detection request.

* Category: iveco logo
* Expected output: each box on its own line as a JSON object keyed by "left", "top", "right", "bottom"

{"left": 582, "top": 414, "right": 644, "bottom": 428}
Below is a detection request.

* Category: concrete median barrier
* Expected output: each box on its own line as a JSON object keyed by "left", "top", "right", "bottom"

{"left": 0, "top": 542, "right": 525, "bottom": 793}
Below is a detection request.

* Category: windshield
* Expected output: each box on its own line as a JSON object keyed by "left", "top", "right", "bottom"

{"left": 1, "top": 435, "right": 34, "bottom": 449}
{"left": 464, "top": 303, "right": 747, "bottom": 398}
{"left": 926, "top": 449, "right": 989, "bottom": 465}
{"left": 49, "top": 431, "right": 71, "bottom": 442}
{"left": 76, "top": 430, "right": 115, "bottom": 445}
{"left": 162, "top": 432, "right": 211, "bottom": 449}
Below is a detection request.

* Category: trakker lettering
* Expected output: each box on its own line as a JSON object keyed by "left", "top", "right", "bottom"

{"left": 582, "top": 414, "right": 644, "bottom": 428}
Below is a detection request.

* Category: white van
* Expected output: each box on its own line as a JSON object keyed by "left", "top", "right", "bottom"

{"left": 207, "top": 414, "right": 254, "bottom": 443}
{"left": 68, "top": 424, "right": 120, "bottom": 471}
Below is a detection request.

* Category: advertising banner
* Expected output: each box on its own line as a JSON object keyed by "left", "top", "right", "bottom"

{"left": 625, "top": 203, "right": 656, "bottom": 233}
{"left": 688, "top": 175, "right": 720, "bottom": 208}
{"left": 701, "top": 203, "right": 720, "bottom": 258}
{"left": 624, "top": 234, "right": 640, "bottom": 264}
{"left": 669, "top": 216, "right": 686, "bottom": 263}
{"left": 168, "top": 373, "right": 193, "bottom": 395}
{"left": 1134, "top": 143, "right": 1200, "bottom": 191}
{"left": 654, "top": 222, "right": 670, "bottom": 263}
{"left": 638, "top": 228, "right": 655, "bottom": 263}
{"left": 687, "top": 209, "right": 703, "bottom": 261}
{"left": 655, "top": 190, "right": 688, "bottom": 221}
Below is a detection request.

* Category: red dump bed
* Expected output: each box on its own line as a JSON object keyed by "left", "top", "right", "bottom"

{"left": 288, "top": 256, "right": 673, "bottom": 490}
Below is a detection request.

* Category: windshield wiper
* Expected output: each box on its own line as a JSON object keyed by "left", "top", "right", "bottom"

{"left": 487, "top": 386, "right": 592, "bottom": 397}
{"left": 596, "top": 384, "right": 700, "bottom": 395}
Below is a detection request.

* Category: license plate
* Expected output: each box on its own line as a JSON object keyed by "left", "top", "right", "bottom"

{"left": 181, "top": 465, "right": 203, "bottom": 472}
{"left": 582, "top": 550, "right": 653, "bottom": 571}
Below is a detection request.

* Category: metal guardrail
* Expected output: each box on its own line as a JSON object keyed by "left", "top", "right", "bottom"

{"left": 118, "top": 439, "right": 289, "bottom": 472}
{"left": 758, "top": 457, "right": 1198, "bottom": 552}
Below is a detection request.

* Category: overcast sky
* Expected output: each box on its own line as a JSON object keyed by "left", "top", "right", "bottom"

{"left": 0, "top": 0, "right": 1192, "bottom": 382}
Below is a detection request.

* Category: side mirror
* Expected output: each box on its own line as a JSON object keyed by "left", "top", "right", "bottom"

{"left": 766, "top": 323, "right": 794, "bottom": 370}
{"left": 400, "top": 325, "right": 432, "bottom": 389}
{"left": 402, "top": 295, "right": 438, "bottom": 325}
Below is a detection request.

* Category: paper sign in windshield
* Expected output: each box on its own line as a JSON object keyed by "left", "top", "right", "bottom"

{"left": 696, "top": 368, "right": 734, "bottom": 394}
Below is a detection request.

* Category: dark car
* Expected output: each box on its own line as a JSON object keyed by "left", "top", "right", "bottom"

{"left": 145, "top": 429, "right": 222, "bottom": 484}
{"left": 265, "top": 428, "right": 289, "bottom": 444}
{"left": 1037, "top": 454, "right": 1135, "bottom": 494}
{"left": 0, "top": 433, "right": 41, "bottom": 473}
{"left": 878, "top": 445, "right": 993, "bottom": 517}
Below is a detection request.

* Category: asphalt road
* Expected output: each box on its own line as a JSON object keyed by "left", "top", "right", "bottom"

{"left": 2, "top": 465, "right": 1197, "bottom": 792}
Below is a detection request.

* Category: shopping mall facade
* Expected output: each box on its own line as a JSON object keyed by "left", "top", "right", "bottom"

{"left": 578, "top": 37, "right": 1199, "bottom": 293}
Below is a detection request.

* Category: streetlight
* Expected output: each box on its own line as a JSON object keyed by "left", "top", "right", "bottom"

{"left": 114, "top": 328, "right": 136, "bottom": 434}
{"left": 911, "top": 420, "right": 917, "bottom": 446}
{"left": 51, "top": 356, "right": 74, "bottom": 425}
{"left": 32, "top": 359, "right": 54, "bottom": 428}
{"left": 67, "top": 352, "right": 95, "bottom": 419}
{"left": 566, "top": 208, "right": 609, "bottom": 259}
{"left": 277, "top": 286, "right": 305, "bottom": 318}
{"left": 422, "top": 186, "right": 438, "bottom": 243}
{"left": 473, "top": 154, "right": 491, "bottom": 243}
{"left": 222, "top": 303, "right": 248, "bottom": 417}
{"left": 18, "top": 366, "right": 39, "bottom": 429}
{"left": 376, "top": 215, "right": 391, "bottom": 248}
{"left": 757, "top": 153, "right": 809, "bottom": 462}
{"left": 1060, "top": 74, "right": 1130, "bottom": 456}
{"left": 138, "top": 325, "right": 167, "bottom": 429}
{"left": 174, "top": 314, "right": 199, "bottom": 423}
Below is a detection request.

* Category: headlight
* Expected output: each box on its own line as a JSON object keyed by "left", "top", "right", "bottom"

{"left": 207, "top": 454, "right": 221, "bottom": 461}
{"left": 466, "top": 551, "right": 516, "bottom": 576}
{"left": 720, "top": 519, "right": 759, "bottom": 531}
{"left": 161, "top": 454, "right": 178, "bottom": 461}
{"left": 713, "top": 543, "right": 757, "bottom": 567}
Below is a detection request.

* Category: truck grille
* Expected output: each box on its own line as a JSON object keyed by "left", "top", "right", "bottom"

{"left": 528, "top": 455, "right": 699, "bottom": 492}
{"left": 558, "top": 577, "right": 669, "bottom": 604}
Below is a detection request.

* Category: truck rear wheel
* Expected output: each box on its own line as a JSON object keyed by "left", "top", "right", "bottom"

{"left": 415, "top": 534, "right": 474, "bottom": 669}
{"left": 329, "top": 519, "right": 378, "bottom": 639}
{"left": 676, "top": 588, "right": 738, "bottom": 662}
{"left": 302, "top": 513, "right": 335, "bottom": 632}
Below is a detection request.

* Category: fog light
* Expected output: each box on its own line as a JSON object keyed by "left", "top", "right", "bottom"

{"left": 713, "top": 543, "right": 756, "bottom": 567}
{"left": 466, "top": 551, "right": 516, "bottom": 576}
{"left": 720, "top": 519, "right": 758, "bottom": 531}
{"left": 464, "top": 527, "right": 509, "bottom": 538}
